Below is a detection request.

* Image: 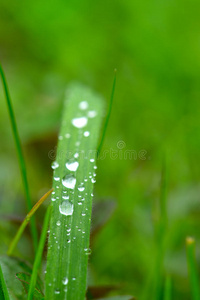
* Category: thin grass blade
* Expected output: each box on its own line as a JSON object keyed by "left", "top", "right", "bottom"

{"left": 186, "top": 237, "right": 200, "bottom": 300}
{"left": 0, "top": 63, "right": 38, "bottom": 253}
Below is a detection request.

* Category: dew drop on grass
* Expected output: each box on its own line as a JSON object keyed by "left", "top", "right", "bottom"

{"left": 55, "top": 289, "right": 60, "bottom": 294}
{"left": 66, "top": 160, "right": 79, "bottom": 171}
{"left": 59, "top": 201, "right": 74, "bottom": 216}
{"left": 65, "top": 133, "right": 71, "bottom": 138}
{"left": 56, "top": 220, "right": 61, "bottom": 226}
{"left": 79, "top": 101, "right": 88, "bottom": 110}
{"left": 62, "top": 174, "right": 76, "bottom": 189}
{"left": 62, "top": 277, "right": 68, "bottom": 285}
{"left": 54, "top": 176, "right": 60, "bottom": 182}
{"left": 78, "top": 186, "right": 85, "bottom": 192}
{"left": 72, "top": 117, "right": 88, "bottom": 128}
{"left": 88, "top": 110, "right": 97, "bottom": 118}
{"left": 83, "top": 131, "right": 90, "bottom": 137}
{"left": 52, "top": 197, "right": 56, "bottom": 202}
{"left": 91, "top": 178, "right": 96, "bottom": 183}
{"left": 84, "top": 248, "right": 92, "bottom": 255}
{"left": 51, "top": 161, "right": 59, "bottom": 170}
{"left": 90, "top": 158, "right": 95, "bottom": 162}
{"left": 74, "top": 152, "right": 79, "bottom": 158}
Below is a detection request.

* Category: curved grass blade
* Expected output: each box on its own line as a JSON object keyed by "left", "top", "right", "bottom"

{"left": 0, "top": 63, "right": 38, "bottom": 253}
{"left": 7, "top": 189, "right": 53, "bottom": 256}
{"left": 97, "top": 69, "right": 116, "bottom": 156}
{"left": 45, "top": 84, "right": 104, "bottom": 299}
{"left": 28, "top": 207, "right": 51, "bottom": 300}
{"left": 186, "top": 237, "right": 200, "bottom": 300}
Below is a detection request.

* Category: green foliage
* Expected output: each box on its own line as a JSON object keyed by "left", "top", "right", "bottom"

{"left": 45, "top": 84, "right": 104, "bottom": 299}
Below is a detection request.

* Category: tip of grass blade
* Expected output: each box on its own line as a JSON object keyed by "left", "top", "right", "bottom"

{"left": 97, "top": 69, "right": 117, "bottom": 157}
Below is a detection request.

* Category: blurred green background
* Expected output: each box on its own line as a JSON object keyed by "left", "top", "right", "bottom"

{"left": 1, "top": 1, "right": 200, "bottom": 299}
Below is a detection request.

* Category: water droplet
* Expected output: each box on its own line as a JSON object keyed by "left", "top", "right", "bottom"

{"left": 62, "top": 174, "right": 76, "bottom": 189}
{"left": 90, "top": 158, "right": 95, "bottom": 162}
{"left": 72, "top": 277, "right": 76, "bottom": 281}
{"left": 52, "top": 197, "right": 56, "bottom": 202}
{"left": 74, "top": 152, "right": 79, "bottom": 158}
{"left": 58, "top": 136, "right": 63, "bottom": 140}
{"left": 54, "top": 176, "right": 60, "bottom": 182}
{"left": 76, "top": 141, "right": 80, "bottom": 146}
{"left": 55, "top": 289, "right": 60, "bottom": 294}
{"left": 94, "top": 166, "right": 97, "bottom": 169}
{"left": 78, "top": 186, "right": 85, "bottom": 192}
{"left": 72, "top": 117, "right": 88, "bottom": 128}
{"left": 82, "top": 213, "right": 86, "bottom": 216}
{"left": 83, "top": 131, "right": 90, "bottom": 137}
{"left": 65, "top": 133, "right": 71, "bottom": 138}
{"left": 78, "top": 202, "right": 82, "bottom": 205}
{"left": 51, "top": 161, "right": 59, "bottom": 170}
{"left": 62, "top": 195, "right": 69, "bottom": 200}
{"left": 88, "top": 110, "right": 97, "bottom": 118}
{"left": 79, "top": 101, "right": 88, "bottom": 110}
{"left": 62, "top": 277, "right": 68, "bottom": 285}
{"left": 91, "top": 178, "right": 96, "bottom": 183}
{"left": 59, "top": 201, "right": 74, "bottom": 216}
{"left": 66, "top": 160, "right": 79, "bottom": 172}
{"left": 84, "top": 248, "right": 92, "bottom": 255}
{"left": 56, "top": 220, "right": 61, "bottom": 226}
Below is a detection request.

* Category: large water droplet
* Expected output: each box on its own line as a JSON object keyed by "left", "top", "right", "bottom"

{"left": 66, "top": 160, "right": 79, "bottom": 172}
{"left": 51, "top": 161, "right": 59, "bottom": 170}
{"left": 62, "top": 174, "right": 76, "bottom": 189}
{"left": 72, "top": 117, "right": 88, "bottom": 128}
{"left": 79, "top": 101, "right": 88, "bottom": 110}
{"left": 59, "top": 201, "right": 74, "bottom": 216}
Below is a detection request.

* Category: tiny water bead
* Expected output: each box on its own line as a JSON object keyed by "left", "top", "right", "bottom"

{"left": 83, "top": 131, "right": 90, "bottom": 137}
{"left": 79, "top": 101, "right": 88, "bottom": 110}
{"left": 72, "top": 117, "right": 88, "bottom": 128}
{"left": 59, "top": 201, "right": 74, "bottom": 216}
{"left": 90, "top": 158, "right": 95, "bottom": 162}
{"left": 78, "top": 186, "right": 85, "bottom": 192}
{"left": 65, "top": 133, "right": 71, "bottom": 138}
{"left": 55, "top": 289, "right": 60, "bottom": 294}
{"left": 51, "top": 161, "right": 59, "bottom": 170}
{"left": 84, "top": 248, "right": 92, "bottom": 255}
{"left": 62, "top": 277, "right": 68, "bottom": 285}
{"left": 56, "top": 220, "right": 61, "bottom": 226}
{"left": 62, "top": 174, "right": 76, "bottom": 189}
{"left": 74, "top": 152, "right": 79, "bottom": 158}
{"left": 62, "top": 195, "right": 69, "bottom": 200}
{"left": 54, "top": 176, "right": 60, "bottom": 182}
{"left": 88, "top": 110, "right": 97, "bottom": 118}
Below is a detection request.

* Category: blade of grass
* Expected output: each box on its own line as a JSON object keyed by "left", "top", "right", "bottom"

{"left": 7, "top": 188, "right": 53, "bottom": 256}
{"left": 97, "top": 69, "right": 116, "bottom": 156}
{"left": 154, "top": 157, "right": 168, "bottom": 299}
{"left": 186, "top": 237, "right": 200, "bottom": 300}
{"left": 28, "top": 206, "right": 51, "bottom": 300}
{"left": 0, "top": 63, "right": 38, "bottom": 253}
{"left": 164, "top": 276, "right": 172, "bottom": 300}
{"left": 45, "top": 83, "right": 104, "bottom": 299}
{"left": 0, "top": 264, "right": 10, "bottom": 300}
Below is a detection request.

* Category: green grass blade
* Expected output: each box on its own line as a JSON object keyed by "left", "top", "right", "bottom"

{"left": 164, "top": 276, "right": 172, "bottom": 300}
{"left": 7, "top": 189, "right": 53, "bottom": 256}
{"left": 45, "top": 84, "right": 104, "bottom": 299}
{"left": 186, "top": 237, "right": 200, "bottom": 300}
{"left": 154, "top": 158, "right": 168, "bottom": 299}
{"left": 0, "top": 63, "right": 38, "bottom": 253}
{"left": 97, "top": 69, "right": 116, "bottom": 156}
{"left": 0, "top": 264, "right": 10, "bottom": 300}
{"left": 28, "top": 207, "right": 51, "bottom": 300}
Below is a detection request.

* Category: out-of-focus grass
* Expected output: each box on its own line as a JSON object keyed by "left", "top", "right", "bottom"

{"left": 1, "top": 1, "right": 200, "bottom": 299}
